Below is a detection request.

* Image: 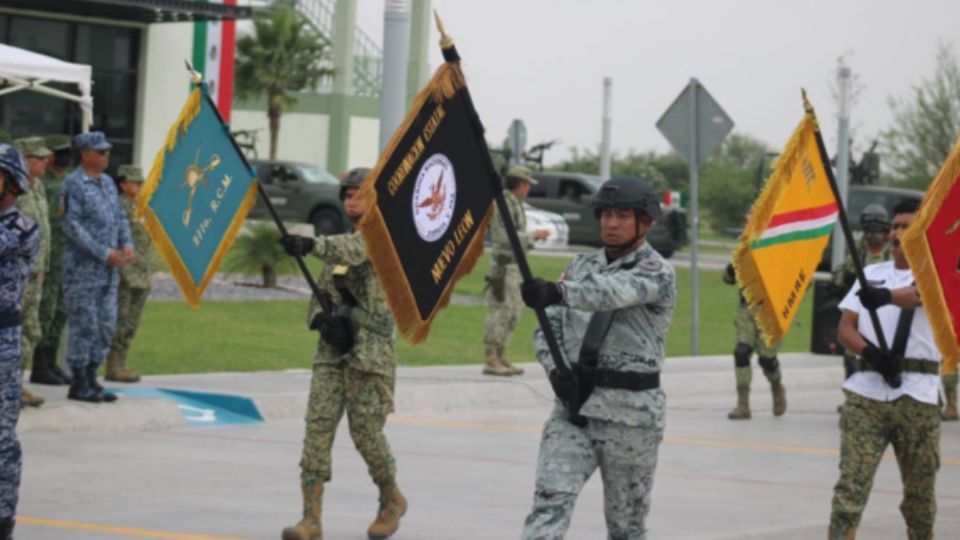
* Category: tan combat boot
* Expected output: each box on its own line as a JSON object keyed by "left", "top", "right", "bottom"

{"left": 21, "top": 386, "right": 44, "bottom": 408}
{"left": 367, "top": 481, "right": 407, "bottom": 540}
{"left": 105, "top": 349, "right": 141, "bottom": 383}
{"left": 771, "top": 381, "right": 787, "bottom": 416}
{"left": 282, "top": 481, "right": 324, "bottom": 540}
{"left": 498, "top": 356, "right": 524, "bottom": 376}
{"left": 942, "top": 386, "right": 959, "bottom": 421}
{"left": 482, "top": 344, "right": 510, "bottom": 376}
{"left": 727, "top": 387, "right": 751, "bottom": 420}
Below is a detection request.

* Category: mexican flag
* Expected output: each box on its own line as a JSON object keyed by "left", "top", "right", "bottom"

{"left": 733, "top": 102, "right": 838, "bottom": 346}
{"left": 192, "top": 0, "right": 237, "bottom": 122}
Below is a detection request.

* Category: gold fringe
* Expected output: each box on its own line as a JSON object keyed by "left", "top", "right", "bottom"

{"left": 902, "top": 134, "right": 960, "bottom": 374}
{"left": 732, "top": 112, "right": 816, "bottom": 347}
{"left": 358, "top": 60, "right": 480, "bottom": 343}
{"left": 138, "top": 86, "right": 202, "bottom": 219}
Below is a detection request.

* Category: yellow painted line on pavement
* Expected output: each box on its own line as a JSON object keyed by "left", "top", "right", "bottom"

{"left": 17, "top": 516, "right": 248, "bottom": 540}
{"left": 389, "top": 415, "right": 960, "bottom": 465}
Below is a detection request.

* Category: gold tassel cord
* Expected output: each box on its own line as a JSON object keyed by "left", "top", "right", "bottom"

{"left": 732, "top": 110, "right": 817, "bottom": 347}
{"left": 901, "top": 134, "right": 960, "bottom": 374}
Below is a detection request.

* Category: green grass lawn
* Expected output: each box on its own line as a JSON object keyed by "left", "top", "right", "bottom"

{"left": 132, "top": 253, "right": 813, "bottom": 374}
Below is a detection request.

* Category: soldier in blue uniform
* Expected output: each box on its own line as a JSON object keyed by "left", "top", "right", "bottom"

{"left": 60, "top": 132, "right": 132, "bottom": 403}
{"left": 0, "top": 144, "right": 41, "bottom": 539}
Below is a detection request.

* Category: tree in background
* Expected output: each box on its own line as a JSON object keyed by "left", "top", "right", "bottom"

{"left": 235, "top": 4, "right": 333, "bottom": 160}
{"left": 224, "top": 223, "right": 296, "bottom": 288}
{"left": 881, "top": 42, "right": 960, "bottom": 189}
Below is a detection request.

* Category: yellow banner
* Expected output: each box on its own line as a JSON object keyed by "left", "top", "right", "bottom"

{"left": 733, "top": 104, "right": 838, "bottom": 346}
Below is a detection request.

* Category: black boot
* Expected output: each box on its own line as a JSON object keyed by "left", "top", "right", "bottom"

{"left": 47, "top": 346, "right": 72, "bottom": 384}
{"left": 0, "top": 516, "right": 13, "bottom": 540}
{"left": 29, "top": 345, "right": 65, "bottom": 385}
{"left": 67, "top": 367, "right": 102, "bottom": 403}
{"left": 87, "top": 364, "right": 117, "bottom": 403}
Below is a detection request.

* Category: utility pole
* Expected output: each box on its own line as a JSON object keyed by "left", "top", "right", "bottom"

{"left": 380, "top": 0, "right": 411, "bottom": 150}
{"left": 599, "top": 77, "right": 612, "bottom": 178}
{"left": 831, "top": 65, "right": 852, "bottom": 271}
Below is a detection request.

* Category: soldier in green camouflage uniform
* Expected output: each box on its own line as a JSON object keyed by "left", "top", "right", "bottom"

{"left": 723, "top": 262, "right": 785, "bottom": 420}
{"left": 105, "top": 165, "right": 150, "bottom": 383}
{"left": 832, "top": 204, "right": 891, "bottom": 402}
{"left": 32, "top": 134, "right": 73, "bottom": 386}
{"left": 483, "top": 166, "right": 550, "bottom": 376}
{"left": 279, "top": 168, "right": 406, "bottom": 540}
{"left": 13, "top": 138, "right": 52, "bottom": 407}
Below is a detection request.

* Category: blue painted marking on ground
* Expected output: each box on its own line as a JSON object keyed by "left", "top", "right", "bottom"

{"left": 109, "top": 387, "right": 264, "bottom": 427}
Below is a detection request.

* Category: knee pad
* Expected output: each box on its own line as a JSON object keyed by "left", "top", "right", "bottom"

{"left": 734, "top": 344, "right": 753, "bottom": 367}
{"left": 758, "top": 356, "right": 779, "bottom": 373}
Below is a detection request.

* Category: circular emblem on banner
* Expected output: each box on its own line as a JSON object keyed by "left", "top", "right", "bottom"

{"left": 412, "top": 154, "right": 457, "bottom": 242}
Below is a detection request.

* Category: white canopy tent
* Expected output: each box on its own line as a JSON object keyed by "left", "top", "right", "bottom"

{"left": 0, "top": 43, "right": 93, "bottom": 132}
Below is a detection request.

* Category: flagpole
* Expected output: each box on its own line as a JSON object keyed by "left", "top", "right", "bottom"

{"left": 184, "top": 62, "right": 337, "bottom": 320}
{"left": 804, "top": 91, "right": 890, "bottom": 354}
{"left": 434, "top": 15, "right": 583, "bottom": 423}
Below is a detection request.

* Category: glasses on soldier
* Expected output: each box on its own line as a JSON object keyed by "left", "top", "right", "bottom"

{"left": 95, "top": 149, "right": 110, "bottom": 156}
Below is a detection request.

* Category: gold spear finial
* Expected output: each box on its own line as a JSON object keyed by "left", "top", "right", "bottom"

{"left": 184, "top": 59, "right": 203, "bottom": 84}
{"left": 434, "top": 10, "right": 454, "bottom": 49}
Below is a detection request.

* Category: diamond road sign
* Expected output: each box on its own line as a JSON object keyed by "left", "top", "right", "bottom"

{"left": 656, "top": 79, "right": 734, "bottom": 166}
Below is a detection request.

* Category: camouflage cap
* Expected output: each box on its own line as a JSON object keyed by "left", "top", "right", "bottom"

{"left": 117, "top": 164, "right": 145, "bottom": 182}
{"left": 73, "top": 131, "right": 112, "bottom": 151}
{"left": 14, "top": 136, "right": 52, "bottom": 158}
{"left": 505, "top": 165, "right": 537, "bottom": 185}
{"left": 45, "top": 134, "right": 72, "bottom": 151}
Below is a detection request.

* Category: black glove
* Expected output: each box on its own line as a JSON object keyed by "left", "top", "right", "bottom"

{"left": 857, "top": 286, "right": 892, "bottom": 310}
{"left": 722, "top": 263, "right": 736, "bottom": 285}
{"left": 548, "top": 369, "right": 579, "bottom": 404}
{"left": 310, "top": 313, "right": 355, "bottom": 353}
{"left": 280, "top": 234, "right": 316, "bottom": 257}
{"left": 862, "top": 343, "right": 901, "bottom": 389}
{"left": 522, "top": 278, "right": 562, "bottom": 310}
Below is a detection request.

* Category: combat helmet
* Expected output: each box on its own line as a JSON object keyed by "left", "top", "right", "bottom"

{"left": 859, "top": 204, "right": 890, "bottom": 231}
{"left": 592, "top": 176, "right": 662, "bottom": 220}
{"left": 0, "top": 144, "right": 30, "bottom": 195}
{"left": 340, "top": 167, "right": 370, "bottom": 201}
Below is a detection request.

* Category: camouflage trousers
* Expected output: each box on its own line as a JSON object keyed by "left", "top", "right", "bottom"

{"left": 735, "top": 303, "right": 779, "bottom": 358}
{"left": 484, "top": 264, "right": 522, "bottom": 354}
{"left": 0, "top": 354, "right": 22, "bottom": 519}
{"left": 108, "top": 285, "right": 149, "bottom": 357}
{"left": 63, "top": 283, "right": 118, "bottom": 370}
{"left": 300, "top": 364, "right": 397, "bottom": 487}
{"left": 36, "top": 262, "right": 66, "bottom": 355}
{"left": 19, "top": 272, "right": 42, "bottom": 371}
{"left": 523, "top": 406, "right": 662, "bottom": 540}
{"left": 829, "top": 391, "right": 940, "bottom": 539}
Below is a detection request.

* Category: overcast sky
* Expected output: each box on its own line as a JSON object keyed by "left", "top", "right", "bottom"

{"left": 356, "top": 0, "right": 959, "bottom": 166}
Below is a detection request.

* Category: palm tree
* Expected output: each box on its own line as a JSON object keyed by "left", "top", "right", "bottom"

{"left": 224, "top": 223, "right": 296, "bottom": 287}
{"left": 235, "top": 4, "right": 333, "bottom": 160}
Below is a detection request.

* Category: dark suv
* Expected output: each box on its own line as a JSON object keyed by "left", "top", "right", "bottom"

{"left": 248, "top": 160, "right": 347, "bottom": 235}
{"left": 527, "top": 171, "right": 688, "bottom": 257}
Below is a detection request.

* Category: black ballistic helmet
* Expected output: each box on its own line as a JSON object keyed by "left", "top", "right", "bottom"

{"left": 592, "top": 176, "right": 662, "bottom": 220}
{"left": 859, "top": 203, "right": 890, "bottom": 231}
{"left": 340, "top": 167, "right": 370, "bottom": 201}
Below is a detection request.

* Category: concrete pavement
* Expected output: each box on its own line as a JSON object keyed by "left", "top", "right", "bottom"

{"left": 13, "top": 354, "right": 960, "bottom": 539}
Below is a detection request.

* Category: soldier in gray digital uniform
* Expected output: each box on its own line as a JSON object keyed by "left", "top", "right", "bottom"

{"left": 0, "top": 144, "right": 41, "bottom": 540}
{"left": 60, "top": 132, "right": 133, "bottom": 403}
{"left": 520, "top": 177, "right": 676, "bottom": 540}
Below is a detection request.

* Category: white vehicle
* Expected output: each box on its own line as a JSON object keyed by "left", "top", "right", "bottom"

{"left": 524, "top": 203, "right": 569, "bottom": 250}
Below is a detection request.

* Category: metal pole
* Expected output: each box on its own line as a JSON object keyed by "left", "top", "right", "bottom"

{"left": 831, "top": 66, "right": 852, "bottom": 270}
{"left": 599, "top": 77, "right": 612, "bottom": 178}
{"left": 380, "top": 0, "right": 412, "bottom": 151}
{"left": 688, "top": 78, "right": 700, "bottom": 356}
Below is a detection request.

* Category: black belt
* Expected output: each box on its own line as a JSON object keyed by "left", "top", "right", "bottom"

{"left": 593, "top": 368, "right": 660, "bottom": 391}
{"left": 855, "top": 357, "right": 939, "bottom": 375}
{"left": 0, "top": 311, "right": 21, "bottom": 329}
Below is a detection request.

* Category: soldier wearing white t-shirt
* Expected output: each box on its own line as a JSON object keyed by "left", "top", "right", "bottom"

{"left": 828, "top": 200, "right": 940, "bottom": 540}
